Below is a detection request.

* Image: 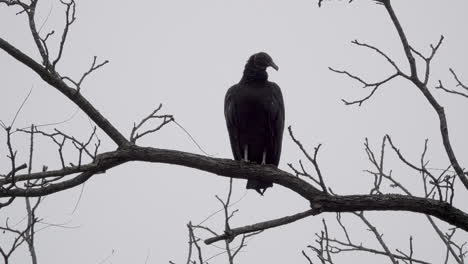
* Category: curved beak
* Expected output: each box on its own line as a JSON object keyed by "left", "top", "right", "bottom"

{"left": 270, "top": 61, "right": 279, "bottom": 71}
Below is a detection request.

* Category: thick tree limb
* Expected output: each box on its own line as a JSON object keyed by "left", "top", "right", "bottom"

{"left": 0, "top": 145, "right": 467, "bottom": 231}
{"left": 0, "top": 37, "right": 130, "bottom": 147}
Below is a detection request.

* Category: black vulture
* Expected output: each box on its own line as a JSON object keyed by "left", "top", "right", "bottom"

{"left": 224, "top": 52, "right": 285, "bottom": 195}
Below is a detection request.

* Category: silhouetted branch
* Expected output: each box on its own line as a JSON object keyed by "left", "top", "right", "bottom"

{"left": 436, "top": 69, "right": 468, "bottom": 99}
{"left": 62, "top": 56, "right": 109, "bottom": 92}
{"left": 187, "top": 222, "right": 204, "bottom": 264}
{"left": 183, "top": 179, "right": 259, "bottom": 263}
{"left": 356, "top": 212, "right": 398, "bottom": 264}
{"left": 380, "top": 0, "right": 468, "bottom": 191}
{"left": 17, "top": 126, "right": 100, "bottom": 174}
{"left": 326, "top": 0, "right": 468, "bottom": 190}
{"left": 409, "top": 35, "right": 444, "bottom": 85}
{"left": 309, "top": 134, "right": 465, "bottom": 263}
{"left": 130, "top": 104, "right": 174, "bottom": 144}
{"left": 25, "top": 125, "right": 38, "bottom": 264}
{"left": 0, "top": 145, "right": 466, "bottom": 231}
{"left": 205, "top": 209, "right": 314, "bottom": 244}
{"left": 288, "top": 126, "right": 328, "bottom": 193}
{"left": 361, "top": 137, "right": 464, "bottom": 263}
{"left": 352, "top": 39, "right": 402, "bottom": 73}
{"left": 0, "top": 37, "right": 130, "bottom": 147}
{"left": 329, "top": 38, "right": 404, "bottom": 106}
{"left": 52, "top": 0, "right": 76, "bottom": 68}
{"left": 302, "top": 250, "right": 314, "bottom": 264}
{"left": 330, "top": 67, "right": 399, "bottom": 106}
{"left": 305, "top": 220, "right": 334, "bottom": 264}
{"left": 308, "top": 212, "right": 431, "bottom": 264}
{"left": 0, "top": 125, "right": 41, "bottom": 263}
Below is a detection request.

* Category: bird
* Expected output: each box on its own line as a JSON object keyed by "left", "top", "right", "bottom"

{"left": 224, "top": 52, "right": 285, "bottom": 195}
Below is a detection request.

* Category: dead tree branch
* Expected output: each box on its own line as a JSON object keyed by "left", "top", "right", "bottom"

{"left": 436, "top": 69, "right": 468, "bottom": 99}
{"left": 130, "top": 104, "right": 174, "bottom": 144}
{"left": 288, "top": 126, "right": 328, "bottom": 193}
{"left": 205, "top": 208, "right": 314, "bottom": 244}
{"left": 310, "top": 214, "right": 431, "bottom": 264}
{"left": 327, "top": 0, "right": 468, "bottom": 190}
{"left": 185, "top": 179, "right": 260, "bottom": 263}
{"left": 0, "top": 146, "right": 466, "bottom": 231}
{"left": 360, "top": 137, "right": 464, "bottom": 263}
{"left": 380, "top": 0, "right": 468, "bottom": 190}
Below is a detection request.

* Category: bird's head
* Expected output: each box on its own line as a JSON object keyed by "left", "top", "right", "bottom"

{"left": 247, "top": 52, "right": 279, "bottom": 71}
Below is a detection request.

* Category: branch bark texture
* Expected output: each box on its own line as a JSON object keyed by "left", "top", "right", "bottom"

{"left": 1, "top": 145, "right": 467, "bottom": 231}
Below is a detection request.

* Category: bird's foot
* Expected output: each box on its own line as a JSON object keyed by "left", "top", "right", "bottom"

{"left": 255, "top": 188, "right": 266, "bottom": 196}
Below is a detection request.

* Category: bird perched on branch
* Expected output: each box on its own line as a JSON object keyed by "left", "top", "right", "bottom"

{"left": 224, "top": 52, "right": 285, "bottom": 195}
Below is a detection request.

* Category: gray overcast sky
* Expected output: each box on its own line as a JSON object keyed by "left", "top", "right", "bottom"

{"left": 1, "top": 0, "right": 468, "bottom": 263}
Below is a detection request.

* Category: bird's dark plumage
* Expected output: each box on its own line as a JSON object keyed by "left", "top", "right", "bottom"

{"left": 224, "top": 52, "right": 285, "bottom": 195}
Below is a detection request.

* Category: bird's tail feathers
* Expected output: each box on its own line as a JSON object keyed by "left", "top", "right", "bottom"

{"left": 246, "top": 179, "right": 273, "bottom": 195}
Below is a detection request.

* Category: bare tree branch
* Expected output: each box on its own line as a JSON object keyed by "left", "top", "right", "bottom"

{"left": 52, "top": 0, "right": 76, "bottom": 69}
{"left": 0, "top": 145, "right": 466, "bottom": 231}
{"left": 130, "top": 104, "right": 174, "bottom": 143}
{"left": 329, "top": 67, "right": 399, "bottom": 106}
{"left": 0, "top": 37, "right": 130, "bottom": 147}
{"left": 355, "top": 212, "right": 398, "bottom": 264}
{"left": 288, "top": 126, "right": 328, "bottom": 193}
{"left": 328, "top": 0, "right": 468, "bottom": 190}
{"left": 205, "top": 208, "right": 314, "bottom": 244}
{"left": 379, "top": 0, "right": 468, "bottom": 190}
{"left": 362, "top": 137, "right": 464, "bottom": 263}
{"left": 436, "top": 69, "right": 468, "bottom": 99}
